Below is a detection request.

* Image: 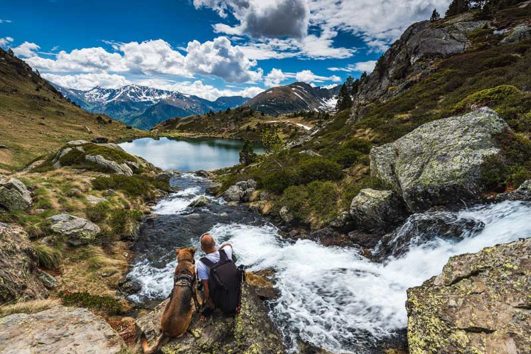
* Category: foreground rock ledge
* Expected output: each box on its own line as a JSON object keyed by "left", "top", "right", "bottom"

{"left": 0, "top": 305, "right": 126, "bottom": 354}
{"left": 406, "top": 238, "right": 530, "bottom": 354}
{"left": 137, "top": 284, "right": 285, "bottom": 354}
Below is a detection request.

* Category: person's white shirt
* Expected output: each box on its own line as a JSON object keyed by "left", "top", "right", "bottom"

{"left": 196, "top": 245, "right": 233, "bottom": 281}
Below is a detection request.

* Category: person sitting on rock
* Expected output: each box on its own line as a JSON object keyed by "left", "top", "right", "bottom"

{"left": 196, "top": 233, "right": 243, "bottom": 316}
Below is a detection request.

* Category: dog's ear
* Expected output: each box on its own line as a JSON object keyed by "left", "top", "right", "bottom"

{"left": 175, "top": 247, "right": 184, "bottom": 258}
{"left": 188, "top": 247, "right": 196, "bottom": 256}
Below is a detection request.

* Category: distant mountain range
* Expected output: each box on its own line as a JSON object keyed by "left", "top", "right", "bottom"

{"left": 54, "top": 84, "right": 247, "bottom": 130}
{"left": 55, "top": 82, "right": 340, "bottom": 130}
{"left": 246, "top": 82, "right": 339, "bottom": 115}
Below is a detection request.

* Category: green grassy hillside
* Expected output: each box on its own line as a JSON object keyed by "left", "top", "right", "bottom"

{"left": 0, "top": 49, "right": 144, "bottom": 171}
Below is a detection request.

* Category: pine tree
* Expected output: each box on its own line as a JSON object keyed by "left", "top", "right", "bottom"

{"left": 336, "top": 82, "right": 353, "bottom": 111}
{"left": 430, "top": 9, "right": 441, "bottom": 21}
{"left": 239, "top": 140, "right": 257, "bottom": 165}
{"left": 446, "top": 0, "right": 470, "bottom": 17}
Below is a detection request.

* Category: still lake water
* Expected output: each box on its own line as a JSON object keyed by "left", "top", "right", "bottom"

{"left": 119, "top": 137, "right": 263, "bottom": 171}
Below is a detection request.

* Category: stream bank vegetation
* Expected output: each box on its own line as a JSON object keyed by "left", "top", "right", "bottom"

{"left": 217, "top": 7, "right": 530, "bottom": 230}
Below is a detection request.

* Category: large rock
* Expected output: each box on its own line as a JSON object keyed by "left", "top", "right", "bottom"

{"left": 370, "top": 108, "right": 509, "bottom": 212}
{"left": 0, "top": 177, "right": 32, "bottom": 211}
{"left": 48, "top": 213, "right": 101, "bottom": 246}
{"left": 137, "top": 284, "right": 285, "bottom": 354}
{"left": 407, "top": 239, "right": 530, "bottom": 354}
{"left": 0, "top": 223, "right": 48, "bottom": 303}
{"left": 0, "top": 305, "right": 126, "bottom": 353}
{"left": 85, "top": 154, "right": 134, "bottom": 176}
{"left": 223, "top": 179, "right": 257, "bottom": 203}
{"left": 349, "top": 189, "right": 408, "bottom": 233}
{"left": 374, "top": 211, "right": 485, "bottom": 260}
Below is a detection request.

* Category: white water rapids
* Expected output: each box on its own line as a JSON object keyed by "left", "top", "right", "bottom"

{"left": 128, "top": 175, "right": 531, "bottom": 353}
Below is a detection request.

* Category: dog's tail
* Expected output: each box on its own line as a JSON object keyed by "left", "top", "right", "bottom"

{"left": 141, "top": 333, "right": 168, "bottom": 354}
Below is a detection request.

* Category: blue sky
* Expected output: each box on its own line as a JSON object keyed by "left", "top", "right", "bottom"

{"left": 0, "top": 0, "right": 451, "bottom": 100}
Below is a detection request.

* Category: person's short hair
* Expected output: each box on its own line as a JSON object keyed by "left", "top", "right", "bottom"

{"left": 200, "top": 233, "right": 216, "bottom": 250}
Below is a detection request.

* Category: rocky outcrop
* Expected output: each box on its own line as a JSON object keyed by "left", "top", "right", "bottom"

{"left": 48, "top": 213, "right": 101, "bottom": 246}
{"left": 189, "top": 195, "right": 210, "bottom": 208}
{"left": 353, "top": 18, "right": 489, "bottom": 109}
{"left": 407, "top": 239, "right": 530, "bottom": 354}
{"left": 374, "top": 211, "right": 485, "bottom": 260}
{"left": 0, "top": 177, "right": 32, "bottom": 211}
{"left": 137, "top": 284, "right": 284, "bottom": 354}
{"left": 0, "top": 305, "right": 126, "bottom": 353}
{"left": 0, "top": 223, "right": 48, "bottom": 303}
{"left": 223, "top": 179, "right": 257, "bottom": 203}
{"left": 501, "top": 24, "right": 531, "bottom": 44}
{"left": 496, "top": 179, "right": 531, "bottom": 202}
{"left": 49, "top": 141, "right": 149, "bottom": 176}
{"left": 370, "top": 108, "right": 508, "bottom": 212}
{"left": 349, "top": 189, "right": 408, "bottom": 233}
{"left": 85, "top": 154, "right": 134, "bottom": 175}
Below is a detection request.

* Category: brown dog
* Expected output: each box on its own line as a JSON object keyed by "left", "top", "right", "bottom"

{"left": 142, "top": 247, "right": 200, "bottom": 354}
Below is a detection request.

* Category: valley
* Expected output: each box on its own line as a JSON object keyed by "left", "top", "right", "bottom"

{"left": 0, "top": 1, "right": 530, "bottom": 353}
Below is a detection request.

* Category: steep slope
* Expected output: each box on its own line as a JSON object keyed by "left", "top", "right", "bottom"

{"left": 57, "top": 84, "right": 246, "bottom": 129}
{"left": 0, "top": 48, "right": 142, "bottom": 170}
{"left": 215, "top": 1, "right": 531, "bottom": 230}
{"left": 245, "top": 82, "right": 338, "bottom": 115}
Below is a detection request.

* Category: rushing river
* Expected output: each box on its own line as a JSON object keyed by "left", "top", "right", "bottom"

{"left": 120, "top": 139, "right": 531, "bottom": 353}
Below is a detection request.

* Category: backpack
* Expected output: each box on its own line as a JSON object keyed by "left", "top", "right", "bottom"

{"left": 200, "top": 249, "right": 243, "bottom": 314}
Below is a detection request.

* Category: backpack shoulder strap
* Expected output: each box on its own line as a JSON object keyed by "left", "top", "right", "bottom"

{"left": 219, "top": 248, "right": 229, "bottom": 261}
{"left": 200, "top": 256, "right": 216, "bottom": 268}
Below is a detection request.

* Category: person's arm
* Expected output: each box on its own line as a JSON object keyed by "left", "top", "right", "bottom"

{"left": 202, "top": 280, "right": 215, "bottom": 309}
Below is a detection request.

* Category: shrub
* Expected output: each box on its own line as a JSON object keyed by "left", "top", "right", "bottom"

{"left": 60, "top": 292, "right": 123, "bottom": 315}
{"left": 453, "top": 85, "right": 522, "bottom": 112}
{"left": 258, "top": 169, "right": 297, "bottom": 194}
{"left": 279, "top": 185, "right": 310, "bottom": 221}
{"left": 331, "top": 149, "right": 362, "bottom": 168}
{"left": 32, "top": 243, "right": 61, "bottom": 270}
{"left": 92, "top": 175, "right": 169, "bottom": 199}
{"left": 295, "top": 157, "right": 343, "bottom": 185}
{"left": 108, "top": 209, "right": 142, "bottom": 240}
{"left": 85, "top": 202, "right": 111, "bottom": 222}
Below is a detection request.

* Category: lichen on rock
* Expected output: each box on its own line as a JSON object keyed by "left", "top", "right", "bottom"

{"left": 406, "top": 238, "right": 530, "bottom": 354}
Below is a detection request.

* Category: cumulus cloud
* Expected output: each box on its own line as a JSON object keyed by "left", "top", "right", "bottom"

{"left": 198, "top": 0, "right": 451, "bottom": 55}
{"left": 26, "top": 47, "right": 126, "bottom": 72}
{"left": 328, "top": 60, "right": 377, "bottom": 73}
{"left": 134, "top": 78, "right": 263, "bottom": 100}
{"left": 20, "top": 37, "right": 261, "bottom": 84}
{"left": 42, "top": 72, "right": 131, "bottom": 90}
{"left": 12, "top": 42, "right": 40, "bottom": 58}
{"left": 264, "top": 67, "right": 340, "bottom": 87}
{"left": 185, "top": 37, "right": 262, "bottom": 82}
{"left": 196, "top": 0, "right": 309, "bottom": 39}
{"left": 0, "top": 36, "right": 14, "bottom": 47}
{"left": 264, "top": 68, "right": 286, "bottom": 87}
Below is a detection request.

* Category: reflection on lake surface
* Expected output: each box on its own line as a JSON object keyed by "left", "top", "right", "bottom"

{"left": 119, "top": 137, "right": 263, "bottom": 171}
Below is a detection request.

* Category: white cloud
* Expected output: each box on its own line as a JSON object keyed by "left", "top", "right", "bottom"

{"left": 328, "top": 60, "right": 377, "bottom": 73}
{"left": 264, "top": 68, "right": 286, "bottom": 87}
{"left": 295, "top": 69, "right": 340, "bottom": 84}
{"left": 119, "top": 39, "right": 188, "bottom": 76}
{"left": 134, "top": 78, "right": 263, "bottom": 100}
{"left": 20, "top": 37, "right": 262, "bottom": 84}
{"left": 264, "top": 67, "right": 340, "bottom": 87}
{"left": 26, "top": 47, "right": 126, "bottom": 72}
{"left": 0, "top": 19, "right": 12, "bottom": 24}
{"left": 184, "top": 36, "right": 262, "bottom": 82}
{"left": 42, "top": 72, "right": 131, "bottom": 90}
{"left": 197, "top": 0, "right": 451, "bottom": 55}
{"left": 12, "top": 42, "right": 40, "bottom": 58}
{"left": 0, "top": 36, "right": 13, "bottom": 47}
